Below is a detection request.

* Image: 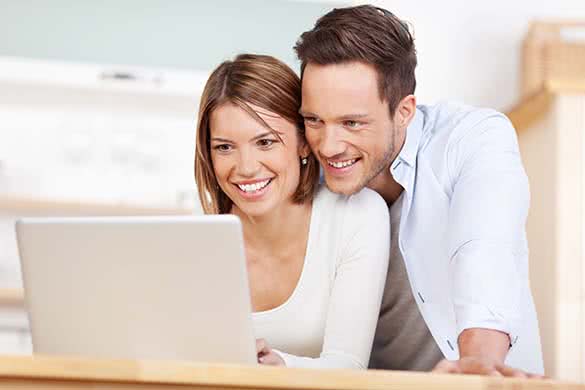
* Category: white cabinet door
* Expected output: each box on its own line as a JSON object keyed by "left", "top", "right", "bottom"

{"left": 0, "top": 57, "right": 207, "bottom": 211}
{"left": 0, "top": 306, "right": 30, "bottom": 355}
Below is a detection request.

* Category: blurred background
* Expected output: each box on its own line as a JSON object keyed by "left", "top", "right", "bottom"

{"left": 1, "top": 0, "right": 585, "bottom": 382}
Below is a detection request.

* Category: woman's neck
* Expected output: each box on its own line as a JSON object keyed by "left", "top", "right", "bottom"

{"left": 232, "top": 200, "right": 312, "bottom": 255}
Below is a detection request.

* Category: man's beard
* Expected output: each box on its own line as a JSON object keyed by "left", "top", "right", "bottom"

{"left": 354, "top": 142, "right": 395, "bottom": 194}
{"left": 325, "top": 128, "right": 397, "bottom": 196}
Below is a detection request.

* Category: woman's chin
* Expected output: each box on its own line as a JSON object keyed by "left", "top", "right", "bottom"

{"left": 229, "top": 193, "right": 276, "bottom": 218}
{"left": 236, "top": 202, "right": 275, "bottom": 219}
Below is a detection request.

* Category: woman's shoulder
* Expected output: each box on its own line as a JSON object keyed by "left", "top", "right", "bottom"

{"left": 314, "top": 184, "right": 389, "bottom": 220}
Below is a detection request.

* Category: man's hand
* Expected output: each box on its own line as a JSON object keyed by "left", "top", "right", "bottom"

{"left": 432, "top": 328, "right": 544, "bottom": 378}
{"left": 256, "top": 338, "right": 285, "bottom": 366}
{"left": 432, "top": 357, "right": 544, "bottom": 378}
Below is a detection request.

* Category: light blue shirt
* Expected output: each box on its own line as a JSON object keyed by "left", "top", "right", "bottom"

{"left": 392, "top": 102, "right": 543, "bottom": 373}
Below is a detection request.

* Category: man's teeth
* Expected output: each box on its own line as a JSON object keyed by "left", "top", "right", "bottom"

{"left": 328, "top": 159, "right": 357, "bottom": 168}
{"left": 237, "top": 179, "right": 271, "bottom": 193}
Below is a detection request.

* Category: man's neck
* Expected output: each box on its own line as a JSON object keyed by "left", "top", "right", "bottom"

{"left": 367, "top": 167, "right": 404, "bottom": 206}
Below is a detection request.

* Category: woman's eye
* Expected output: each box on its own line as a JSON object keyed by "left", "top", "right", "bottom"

{"left": 258, "top": 139, "right": 276, "bottom": 148}
{"left": 214, "top": 144, "right": 232, "bottom": 152}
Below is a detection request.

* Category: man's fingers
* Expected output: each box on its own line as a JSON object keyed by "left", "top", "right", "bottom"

{"left": 498, "top": 363, "right": 547, "bottom": 380}
{"left": 463, "top": 359, "right": 501, "bottom": 376}
{"left": 495, "top": 363, "right": 531, "bottom": 378}
{"left": 433, "top": 358, "right": 500, "bottom": 376}
{"left": 434, "top": 358, "right": 545, "bottom": 379}
{"left": 432, "top": 359, "right": 460, "bottom": 373}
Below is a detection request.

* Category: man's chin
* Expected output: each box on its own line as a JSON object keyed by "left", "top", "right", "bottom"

{"left": 323, "top": 177, "right": 365, "bottom": 196}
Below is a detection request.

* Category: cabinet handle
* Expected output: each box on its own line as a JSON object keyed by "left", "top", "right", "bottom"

{"left": 99, "top": 70, "right": 164, "bottom": 85}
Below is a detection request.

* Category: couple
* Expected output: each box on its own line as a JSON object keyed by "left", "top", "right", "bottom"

{"left": 194, "top": 5, "right": 544, "bottom": 377}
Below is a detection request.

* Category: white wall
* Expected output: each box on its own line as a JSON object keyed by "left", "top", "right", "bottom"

{"left": 6, "top": 0, "right": 582, "bottom": 111}
{"left": 0, "top": 0, "right": 344, "bottom": 71}
{"left": 368, "top": 0, "right": 585, "bottom": 111}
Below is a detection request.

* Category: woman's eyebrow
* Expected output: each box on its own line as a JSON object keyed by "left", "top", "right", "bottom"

{"left": 251, "top": 131, "right": 279, "bottom": 141}
{"left": 210, "top": 137, "right": 233, "bottom": 143}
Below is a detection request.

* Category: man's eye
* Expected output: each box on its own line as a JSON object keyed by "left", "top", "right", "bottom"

{"left": 344, "top": 120, "right": 360, "bottom": 128}
{"left": 304, "top": 117, "right": 319, "bottom": 124}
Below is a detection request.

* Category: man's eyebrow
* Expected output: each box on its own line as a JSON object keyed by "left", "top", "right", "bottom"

{"left": 298, "top": 110, "right": 369, "bottom": 120}
{"left": 338, "top": 114, "right": 369, "bottom": 120}
{"left": 299, "top": 109, "right": 317, "bottom": 117}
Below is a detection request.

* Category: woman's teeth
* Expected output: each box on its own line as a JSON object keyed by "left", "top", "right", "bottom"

{"left": 237, "top": 179, "right": 271, "bottom": 193}
{"left": 328, "top": 159, "right": 357, "bottom": 168}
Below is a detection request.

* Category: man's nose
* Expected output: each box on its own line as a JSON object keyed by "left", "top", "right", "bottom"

{"left": 319, "top": 126, "right": 346, "bottom": 158}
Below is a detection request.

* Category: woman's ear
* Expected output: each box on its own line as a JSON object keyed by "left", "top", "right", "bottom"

{"left": 298, "top": 139, "right": 311, "bottom": 159}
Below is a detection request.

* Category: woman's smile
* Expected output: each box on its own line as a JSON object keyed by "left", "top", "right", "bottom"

{"left": 233, "top": 178, "right": 274, "bottom": 200}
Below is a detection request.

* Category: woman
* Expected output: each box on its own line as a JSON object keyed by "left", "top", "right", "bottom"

{"left": 194, "top": 54, "right": 390, "bottom": 369}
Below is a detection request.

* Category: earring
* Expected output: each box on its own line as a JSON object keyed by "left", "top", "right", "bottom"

{"left": 301, "top": 157, "right": 308, "bottom": 166}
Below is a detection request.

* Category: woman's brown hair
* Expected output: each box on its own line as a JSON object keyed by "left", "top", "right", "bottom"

{"left": 194, "top": 54, "right": 320, "bottom": 214}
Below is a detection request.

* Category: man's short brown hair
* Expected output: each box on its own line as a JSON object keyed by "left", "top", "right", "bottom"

{"left": 294, "top": 5, "right": 417, "bottom": 114}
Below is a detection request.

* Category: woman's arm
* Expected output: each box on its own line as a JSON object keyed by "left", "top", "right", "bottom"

{"left": 269, "top": 189, "right": 390, "bottom": 369}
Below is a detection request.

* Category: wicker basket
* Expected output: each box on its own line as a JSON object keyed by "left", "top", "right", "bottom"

{"left": 522, "top": 21, "right": 585, "bottom": 97}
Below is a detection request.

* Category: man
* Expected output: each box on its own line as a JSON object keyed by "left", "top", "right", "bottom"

{"left": 295, "top": 5, "right": 544, "bottom": 376}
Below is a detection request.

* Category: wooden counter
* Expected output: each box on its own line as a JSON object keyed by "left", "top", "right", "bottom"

{"left": 0, "top": 355, "right": 581, "bottom": 390}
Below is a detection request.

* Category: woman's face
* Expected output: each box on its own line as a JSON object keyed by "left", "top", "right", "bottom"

{"left": 210, "top": 102, "right": 307, "bottom": 218}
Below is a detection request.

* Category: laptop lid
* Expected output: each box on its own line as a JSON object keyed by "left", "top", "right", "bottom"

{"left": 16, "top": 215, "right": 256, "bottom": 364}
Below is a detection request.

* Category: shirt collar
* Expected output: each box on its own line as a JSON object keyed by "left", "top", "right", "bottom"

{"left": 391, "top": 107, "right": 424, "bottom": 171}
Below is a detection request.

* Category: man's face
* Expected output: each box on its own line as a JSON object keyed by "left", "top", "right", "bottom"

{"left": 300, "top": 61, "right": 399, "bottom": 195}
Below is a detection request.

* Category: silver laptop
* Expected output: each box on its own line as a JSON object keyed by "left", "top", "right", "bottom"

{"left": 16, "top": 215, "right": 257, "bottom": 364}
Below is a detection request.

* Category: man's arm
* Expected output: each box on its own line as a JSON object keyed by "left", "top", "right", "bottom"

{"left": 433, "top": 113, "right": 542, "bottom": 377}
{"left": 458, "top": 328, "right": 509, "bottom": 364}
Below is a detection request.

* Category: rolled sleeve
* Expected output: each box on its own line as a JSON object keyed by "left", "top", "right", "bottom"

{"left": 447, "top": 114, "right": 528, "bottom": 347}
{"left": 451, "top": 241, "right": 521, "bottom": 346}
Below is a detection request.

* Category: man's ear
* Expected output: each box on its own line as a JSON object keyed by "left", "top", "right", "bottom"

{"left": 394, "top": 94, "right": 417, "bottom": 129}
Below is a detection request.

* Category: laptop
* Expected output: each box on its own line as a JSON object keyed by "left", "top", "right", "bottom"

{"left": 15, "top": 215, "right": 257, "bottom": 364}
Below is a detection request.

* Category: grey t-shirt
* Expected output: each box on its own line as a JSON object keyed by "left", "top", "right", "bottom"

{"left": 369, "top": 194, "right": 444, "bottom": 371}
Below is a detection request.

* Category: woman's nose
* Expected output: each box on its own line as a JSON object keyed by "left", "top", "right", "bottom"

{"left": 236, "top": 149, "right": 260, "bottom": 177}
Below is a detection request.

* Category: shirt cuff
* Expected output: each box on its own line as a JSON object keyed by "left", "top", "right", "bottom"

{"left": 455, "top": 303, "right": 518, "bottom": 348}
{"left": 270, "top": 349, "right": 290, "bottom": 367}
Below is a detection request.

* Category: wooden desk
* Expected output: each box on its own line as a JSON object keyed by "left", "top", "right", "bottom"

{"left": 0, "top": 356, "right": 581, "bottom": 390}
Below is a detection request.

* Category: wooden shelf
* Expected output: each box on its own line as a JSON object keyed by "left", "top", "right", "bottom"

{"left": 506, "top": 80, "right": 585, "bottom": 132}
{"left": 0, "top": 288, "right": 24, "bottom": 307}
{"left": 506, "top": 88, "right": 554, "bottom": 132}
{"left": 0, "top": 195, "right": 194, "bottom": 215}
